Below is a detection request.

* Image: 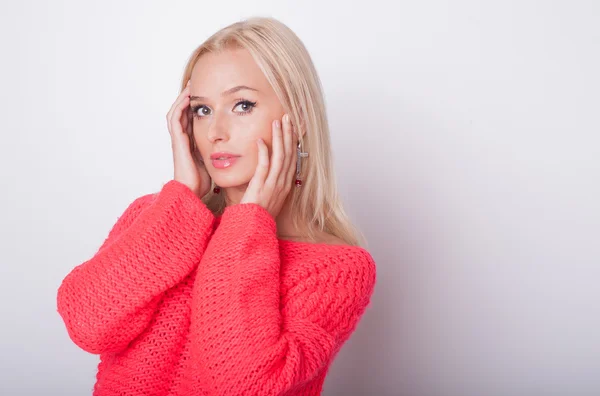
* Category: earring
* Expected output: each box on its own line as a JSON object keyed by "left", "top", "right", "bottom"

{"left": 213, "top": 186, "right": 221, "bottom": 194}
{"left": 295, "top": 141, "right": 309, "bottom": 187}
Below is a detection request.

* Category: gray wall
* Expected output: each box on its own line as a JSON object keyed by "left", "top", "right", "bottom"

{"left": 0, "top": 0, "right": 598, "bottom": 395}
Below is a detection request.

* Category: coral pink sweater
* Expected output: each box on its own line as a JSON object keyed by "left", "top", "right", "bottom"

{"left": 57, "top": 180, "right": 376, "bottom": 395}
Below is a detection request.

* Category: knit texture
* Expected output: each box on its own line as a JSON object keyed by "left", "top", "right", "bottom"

{"left": 57, "top": 180, "right": 377, "bottom": 395}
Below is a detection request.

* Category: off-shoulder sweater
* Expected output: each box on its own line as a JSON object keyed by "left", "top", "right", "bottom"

{"left": 57, "top": 179, "right": 377, "bottom": 395}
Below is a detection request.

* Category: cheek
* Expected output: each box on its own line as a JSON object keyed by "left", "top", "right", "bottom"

{"left": 243, "top": 118, "right": 273, "bottom": 138}
{"left": 234, "top": 120, "right": 274, "bottom": 149}
{"left": 256, "top": 119, "right": 277, "bottom": 149}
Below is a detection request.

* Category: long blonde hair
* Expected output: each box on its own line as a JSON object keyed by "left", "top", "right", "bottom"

{"left": 179, "top": 16, "right": 366, "bottom": 247}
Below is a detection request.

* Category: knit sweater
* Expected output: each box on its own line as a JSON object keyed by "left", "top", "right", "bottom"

{"left": 57, "top": 179, "right": 377, "bottom": 396}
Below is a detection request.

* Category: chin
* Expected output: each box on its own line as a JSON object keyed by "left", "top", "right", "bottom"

{"left": 210, "top": 171, "right": 251, "bottom": 189}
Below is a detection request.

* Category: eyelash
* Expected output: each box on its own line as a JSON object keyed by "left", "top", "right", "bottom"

{"left": 190, "top": 98, "right": 257, "bottom": 119}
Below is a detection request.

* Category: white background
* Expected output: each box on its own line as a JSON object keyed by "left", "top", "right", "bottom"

{"left": 1, "top": 0, "right": 599, "bottom": 395}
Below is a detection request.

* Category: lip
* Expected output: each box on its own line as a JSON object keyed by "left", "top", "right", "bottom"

{"left": 210, "top": 152, "right": 241, "bottom": 169}
{"left": 210, "top": 152, "right": 240, "bottom": 160}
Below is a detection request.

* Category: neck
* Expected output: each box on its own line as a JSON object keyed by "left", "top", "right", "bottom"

{"left": 222, "top": 184, "right": 247, "bottom": 207}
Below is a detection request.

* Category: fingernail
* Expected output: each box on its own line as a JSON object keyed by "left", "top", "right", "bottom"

{"left": 283, "top": 114, "right": 289, "bottom": 123}
{"left": 274, "top": 120, "right": 280, "bottom": 128}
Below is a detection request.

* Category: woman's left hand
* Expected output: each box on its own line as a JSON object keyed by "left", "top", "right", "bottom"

{"left": 240, "top": 113, "right": 298, "bottom": 219}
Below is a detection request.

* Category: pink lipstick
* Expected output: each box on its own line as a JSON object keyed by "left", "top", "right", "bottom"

{"left": 210, "top": 152, "right": 240, "bottom": 169}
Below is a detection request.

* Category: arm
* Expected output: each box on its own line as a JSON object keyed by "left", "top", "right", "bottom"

{"left": 57, "top": 180, "right": 215, "bottom": 354}
{"left": 187, "top": 203, "right": 377, "bottom": 395}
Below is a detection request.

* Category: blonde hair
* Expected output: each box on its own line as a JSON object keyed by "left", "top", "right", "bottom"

{"left": 179, "top": 16, "right": 366, "bottom": 247}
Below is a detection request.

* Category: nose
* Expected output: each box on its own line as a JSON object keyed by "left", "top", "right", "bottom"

{"left": 207, "top": 111, "right": 230, "bottom": 143}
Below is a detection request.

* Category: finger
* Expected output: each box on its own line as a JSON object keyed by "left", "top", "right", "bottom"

{"left": 168, "top": 96, "right": 189, "bottom": 137}
{"left": 167, "top": 86, "right": 191, "bottom": 133}
{"left": 180, "top": 101, "right": 189, "bottom": 134}
{"left": 181, "top": 98, "right": 192, "bottom": 135}
{"left": 170, "top": 94, "right": 191, "bottom": 137}
{"left": 173, "top": 85, "right": 191, "bottom": 115}
{"left": 265, "top": 118, "right": 285, "bottom": 190}
{"left": 185, "top": 106, "right": 193, "bottom": 136}
{"left": 187, "top": 112, "right": 197, "bottom": 152}
{"left": 287, "top": 126, "right": 299, "bottom": 189}
{"left": 281, "top": 114, "right": 294, "bottom": 184}
{"left": 248, "top": 138, "right": 270, "bottom": 191}
{"left": 167, "top": 86, "right": 188, "bottom": 122}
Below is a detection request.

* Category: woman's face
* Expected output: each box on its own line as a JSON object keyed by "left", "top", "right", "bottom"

{"left": 188, "top": 48, "right": 285, "bottom": 190}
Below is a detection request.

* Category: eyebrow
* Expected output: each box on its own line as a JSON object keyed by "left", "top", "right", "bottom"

{"left": 190, "top": 85, "right": 258, "bottom": 102}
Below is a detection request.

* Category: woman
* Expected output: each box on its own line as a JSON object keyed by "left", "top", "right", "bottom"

{"left": 57, "top": 16, "right": 377, "bottom": 395}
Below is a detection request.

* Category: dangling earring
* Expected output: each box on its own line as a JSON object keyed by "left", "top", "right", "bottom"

{"left": 295, "top": 140, "right": 309, "bottom": 187}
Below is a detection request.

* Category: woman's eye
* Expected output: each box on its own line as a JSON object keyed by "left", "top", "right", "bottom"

{"left": 192, "top": 105, "right": 210, "bottom": 118}
{"left": 233, "top": 100, "right": 257, "bottom": 114}
{"left": 191, "top": 100, "right": 256, "bottom": 119}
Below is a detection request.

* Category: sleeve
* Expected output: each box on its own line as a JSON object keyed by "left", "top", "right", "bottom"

{"left": 186, "top": 203, "right": 377, "bottom": 395}
{"left": 56, "top": 179, "right": 216, "bottom": 355}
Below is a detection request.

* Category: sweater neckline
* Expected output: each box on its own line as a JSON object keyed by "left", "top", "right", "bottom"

{"left": 213, "top": 212, "right": 367, "bottom": 254}
{"left": 276, "top": 238, "right": 369, "bottom": 257}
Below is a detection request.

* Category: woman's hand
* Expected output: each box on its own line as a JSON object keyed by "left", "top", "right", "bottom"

{"left": 240, "top": 113, "right": 298, "bottom": 218}
{"left": 167, "top": 80, "right": 212, "bottom": 198}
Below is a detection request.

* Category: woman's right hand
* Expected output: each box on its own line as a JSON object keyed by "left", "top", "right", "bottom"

{"left": 167, "top": 80, "right": 211, "bottom": 198}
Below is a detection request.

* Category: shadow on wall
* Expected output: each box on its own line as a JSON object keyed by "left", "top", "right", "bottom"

{"left": 322, "top": 176, "right": 418, "bottom": 395}
{"left": 320, "top": 96, "right": 452, "bottom": 395}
